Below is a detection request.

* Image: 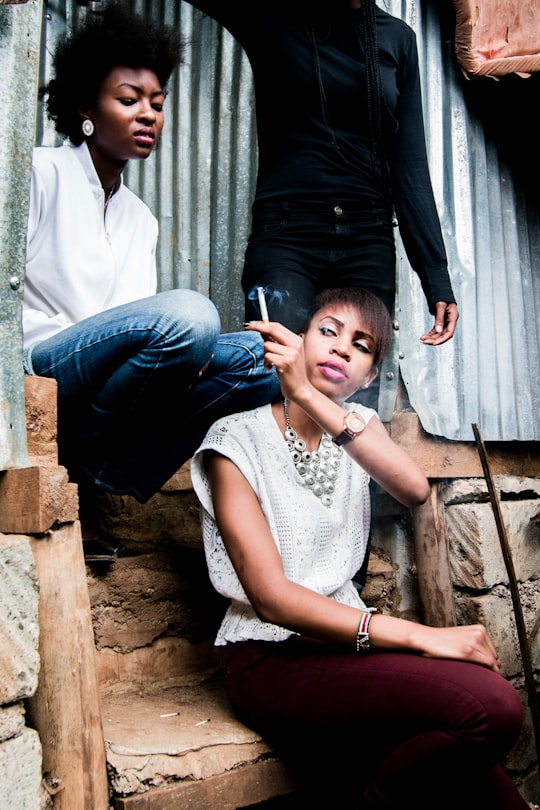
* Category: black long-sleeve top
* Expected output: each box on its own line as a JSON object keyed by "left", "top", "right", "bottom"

{"left": 184, "top": 0, "right": 456, "bottom": 311}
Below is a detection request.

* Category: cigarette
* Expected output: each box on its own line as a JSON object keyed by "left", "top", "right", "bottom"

{"left": 257, "top": 286, "right": 269, "bottom": 322}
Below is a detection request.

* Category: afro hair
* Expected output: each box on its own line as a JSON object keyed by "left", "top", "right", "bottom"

{"left": 44, "top": 2, "right": 183, "bottom": 144}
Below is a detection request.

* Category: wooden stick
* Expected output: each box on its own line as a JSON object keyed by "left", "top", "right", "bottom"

{"left": 472, "top": 423, "right": 540, "bottom": 781}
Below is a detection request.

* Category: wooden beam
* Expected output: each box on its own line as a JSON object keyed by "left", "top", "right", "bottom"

{"left": 411, "top": 483, "right": 457, "bottom": 627}
{"left": 113, "top": 757, "right": 295, "bottom": 810}
{"left": 24, "top": 375, "right": 58, "bottom": 467}
{"left": 0, "top": 466, "right": 78, "bottom": 534}
{"left": 389, "top": 412, "right": 540, "bottom": 479}
{"left": 26, "top": 522, "right": 109, "bottom": 810}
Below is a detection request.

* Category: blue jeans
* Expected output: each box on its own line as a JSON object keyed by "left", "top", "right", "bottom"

{"left": 24, "top": 289, "right": 280, "bottom": 501}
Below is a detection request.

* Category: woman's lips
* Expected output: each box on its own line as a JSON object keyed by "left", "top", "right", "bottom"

{"left": 319, "top": 361, "right": 347, "bottom": 381}
{"left": 134, "top": 129, "right": 155, "bottom": 147}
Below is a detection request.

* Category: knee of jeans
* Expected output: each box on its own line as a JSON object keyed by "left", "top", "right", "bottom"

{"left": 158, "top": 288, "right": 220, "bottom": 325}
{"left": 215, "top": 331, "right": 266, "bottom": 370}
{"left": 155, "top": 289, "right": 221, "bottom": 347}
{"left": 236, "top": 330, "right": 264, "bottom": 356}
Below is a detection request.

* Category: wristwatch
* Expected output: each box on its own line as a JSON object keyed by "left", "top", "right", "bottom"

{"left": 333, "top": 411, "right": 367, "bottom": 446}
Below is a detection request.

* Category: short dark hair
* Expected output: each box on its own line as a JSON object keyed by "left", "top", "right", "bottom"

{"left": 306, "top": 288, "right": 393, "bottom": 369}
{"left": 43, "top": 2, "right": 183, "bottom": 144}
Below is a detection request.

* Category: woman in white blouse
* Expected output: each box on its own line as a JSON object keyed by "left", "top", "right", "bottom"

{"left": 192, "top": 287, "right": 528, "bottom": 810}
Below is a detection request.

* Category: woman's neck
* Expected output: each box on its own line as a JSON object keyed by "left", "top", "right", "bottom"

{"left": 87, "top": 143, "right": 125, "bottom": 197}
{"left": 274, "top": 399, "right": 324, "bottom": 452}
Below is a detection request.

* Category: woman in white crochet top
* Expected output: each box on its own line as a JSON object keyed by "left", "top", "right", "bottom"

{"left": 191, "top": 288, "right": 528, "bottom": 810}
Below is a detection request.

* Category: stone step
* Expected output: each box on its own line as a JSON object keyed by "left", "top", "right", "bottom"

{"left": 87, "top": 544, "right": 298, "bottom": 808}
{"left": 101, "top": 677, "right": 296, "bottom": 809}
{"left": 85, "top": 500, "right": 398, "bottom": 809}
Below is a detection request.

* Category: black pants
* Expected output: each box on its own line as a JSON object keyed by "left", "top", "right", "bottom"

{"left": 242, "top": 199, "right": 395, "bottom": 410}
{"left": 242, "top": 200, "right": 396, "bottom": 330}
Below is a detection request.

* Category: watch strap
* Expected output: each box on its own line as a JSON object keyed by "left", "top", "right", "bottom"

{"left": 333, "top": 430, "right": 353, "bottom": 447}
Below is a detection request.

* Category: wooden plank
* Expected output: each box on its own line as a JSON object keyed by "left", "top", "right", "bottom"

{"left": 113, "top": 757, "right": 296, "bottom": 809}
{"left": 389, "top": 412, "right": 540, "bottom": 479}
{"left": 26, "top": 522, "right": 109, "bottom": 810}
{"left": 411, "top": 483, "right": 457, "bottom": 628}
{"left": 24, "top": 376, "right": 58, "bottom": 467}
{"left": 0, "top": 466, "right": 78, "bottom": 534}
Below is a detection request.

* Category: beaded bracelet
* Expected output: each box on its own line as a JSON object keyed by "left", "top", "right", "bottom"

{"left": 356, "top": 608, "right": 379, "bottom": 652}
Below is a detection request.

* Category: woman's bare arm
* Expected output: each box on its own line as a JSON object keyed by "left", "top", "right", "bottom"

{"left": 245, "top": 321, "right": 430, "bottom": 507}
{"left": 206, "top": 452, "right": 501, "bottom": 673}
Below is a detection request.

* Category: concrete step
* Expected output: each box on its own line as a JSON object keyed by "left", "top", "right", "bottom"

{"left": 101, "top": 676, "right": 296, "bottom": 809}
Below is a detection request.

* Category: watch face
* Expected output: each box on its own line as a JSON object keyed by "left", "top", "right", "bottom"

{"left": 346, "top": 412, "right": 366, "bottom": 434}
{"left": 333, "top": 411, "right": 367, "bottom": 445}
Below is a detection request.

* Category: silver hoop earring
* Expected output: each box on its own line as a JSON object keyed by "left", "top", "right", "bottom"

{"left": 82, "top": 119, "right": 94, "bottom": 137}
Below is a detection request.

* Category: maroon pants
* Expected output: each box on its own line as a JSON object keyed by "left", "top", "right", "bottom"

{"left": 222, "top": 638, "right": 529, "bottom": 810}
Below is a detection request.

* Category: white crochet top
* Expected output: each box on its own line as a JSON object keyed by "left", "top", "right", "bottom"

{"left": 191, "top": 402, "right": 376, "bottom": 646}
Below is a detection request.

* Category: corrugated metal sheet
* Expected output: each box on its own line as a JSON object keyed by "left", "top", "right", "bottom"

{"left": 391, "top": 0, "right": 540, "bottom": 441}
{"left": 0, "top": 0, "right": 41, "bottom": 469}
{"left": 34, "top": 0, "right": 540, "bottom": 443}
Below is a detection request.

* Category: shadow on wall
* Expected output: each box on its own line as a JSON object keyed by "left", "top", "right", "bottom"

{"left": 462, "top": 71, "right": 540, "bottom": 202}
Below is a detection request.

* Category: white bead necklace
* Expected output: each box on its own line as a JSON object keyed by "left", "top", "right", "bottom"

{"left": 283, "top": 399, "right": 343, "bottom": 508}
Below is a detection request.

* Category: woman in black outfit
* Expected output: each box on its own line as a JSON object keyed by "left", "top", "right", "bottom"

{"left": 185, "top": 0, "right": 459, "bottom": 356}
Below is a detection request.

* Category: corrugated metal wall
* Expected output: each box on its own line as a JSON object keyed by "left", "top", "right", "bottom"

{"left": 35, "top": 0, "right": 540, "bottom": 442}
{"left": 0, "top": 0, "right": 41, "bottom": 470}
{"left": 393, "top": 0, "right": 540, "bottom": 442}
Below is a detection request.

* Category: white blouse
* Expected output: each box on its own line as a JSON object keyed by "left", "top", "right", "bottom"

{"left": 23, "top": 141, "right": 158, "bottom": 349}
{"left": 191, "top": 402, "right": 376, "bottom": 646}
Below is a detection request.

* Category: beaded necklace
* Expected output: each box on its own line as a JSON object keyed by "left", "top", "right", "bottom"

{"left": 283, "top": 399, "right": 343, "bottom": 508}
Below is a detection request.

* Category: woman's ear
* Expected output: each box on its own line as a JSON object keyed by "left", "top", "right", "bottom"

{"left": 363, "top": 366, "right": 379, "bottom": 389}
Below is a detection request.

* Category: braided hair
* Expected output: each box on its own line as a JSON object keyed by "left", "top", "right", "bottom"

{"left": 360, "top": 0, "right": 397, "bottom": 219}
{"left": 305, "top": 0, "right": 398, "bottom": 219}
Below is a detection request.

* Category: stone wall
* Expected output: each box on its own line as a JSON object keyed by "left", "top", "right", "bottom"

{"left": 0, "top": 535, "right": 43, "bottom": 809}
{"left": 0, "top": 377, "right": 107, "bottom": 810}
